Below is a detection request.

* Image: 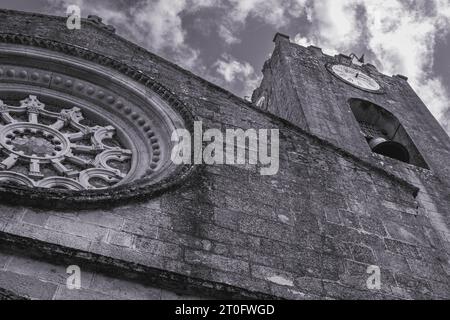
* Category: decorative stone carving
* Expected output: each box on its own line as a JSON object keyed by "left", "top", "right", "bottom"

{"left": 0, "top": 33, "right": 195, "bottom": 208}
{"left": 0, "top": 95, "right": 132, "bottom": 190}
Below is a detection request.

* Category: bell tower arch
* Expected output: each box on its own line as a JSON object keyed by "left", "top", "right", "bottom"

{"left": 349, "top": 98, "right": 429, "bottom": 169}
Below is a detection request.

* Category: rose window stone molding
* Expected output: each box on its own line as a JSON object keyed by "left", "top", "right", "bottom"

{"left": 0, "top": 34, "right": 195, "bottom": 207}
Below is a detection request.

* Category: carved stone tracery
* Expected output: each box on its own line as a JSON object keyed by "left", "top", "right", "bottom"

{"left": 0, "top": 33, "right": 195, "bottom": 208}
{"left": 0, "top": 95, "right": 132, "bottom": 190}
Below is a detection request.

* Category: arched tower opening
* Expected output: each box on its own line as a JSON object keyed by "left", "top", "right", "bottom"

{"left": 349, "top": 99, "right": 429, "bottom": 169}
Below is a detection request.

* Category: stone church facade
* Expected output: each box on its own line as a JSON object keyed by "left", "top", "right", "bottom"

{"left": 0, "top": 9, "right": 448, "bottom": 300}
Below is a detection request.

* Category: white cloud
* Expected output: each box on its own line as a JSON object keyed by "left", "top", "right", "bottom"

{"left": 228, "top": 0, "right": 286, "bottom": 27}
{"left": 293, "top": 34, "right": 339, "bottom": 56}
{"left": 214, "top": 54, "right": 255, "bottom": 82}
{"left": 213, "top": 54, "right": 262, "bottom": 96}
{"left": 364, "top": 0, "right": 450, "bottom": 124}
{"left": 309, "top": 0, "right": 362, "bottom": 48}
{"left": 418, "top": 78, "right": 450, "bottom": 119}
{"left": 442, "top": 109, "right": 450, "bottom": 134}
{"left": 224, "top": 0, "right": 311, "bottom": 27}
{"left": 218, "top": 25, "right": 241, "bottom": 45}
{"left": 130, "top": 0, "right": 186, "bottom": 51}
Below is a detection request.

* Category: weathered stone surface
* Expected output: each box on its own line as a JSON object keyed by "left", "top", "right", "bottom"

{"left": 54, "top": 286, "right": 116, "bottom": 300}
{"left": 0, "top": 270, "right": 57, "bottom": 300}
{"left": 0, "top": 10, "right": 448, "bottom": 300}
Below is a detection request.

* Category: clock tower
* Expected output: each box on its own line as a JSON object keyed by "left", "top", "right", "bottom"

{"left": 252, "top": 33, "right": 450, "bottom": 180}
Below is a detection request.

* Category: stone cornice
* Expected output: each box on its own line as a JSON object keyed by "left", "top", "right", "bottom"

{"left": 0, "top": 230, "right": 277, "bottom": 300}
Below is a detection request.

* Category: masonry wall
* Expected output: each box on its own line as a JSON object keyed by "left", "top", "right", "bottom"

{"left": 0, "top": 10, "right": 448, "bottom": 300}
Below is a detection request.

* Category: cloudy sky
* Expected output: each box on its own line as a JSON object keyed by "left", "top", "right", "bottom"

{"left": 2, "top": 0, "right": 450, "bottom": 134}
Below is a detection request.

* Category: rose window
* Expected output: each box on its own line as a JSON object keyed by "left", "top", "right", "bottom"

{"left": 0, "top": 95, "right": 132, "bottom": 190}
{"left": 0, "top": 35, "right": 193, "bottom": 201}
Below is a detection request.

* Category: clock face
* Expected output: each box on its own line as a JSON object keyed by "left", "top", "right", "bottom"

{"left": 331, "top": 64, "right": 381, "bottom": 92}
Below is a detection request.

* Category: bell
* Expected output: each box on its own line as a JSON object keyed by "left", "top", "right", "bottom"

{"left": 368, "top": 137, "right": 410, "bottom": 163}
